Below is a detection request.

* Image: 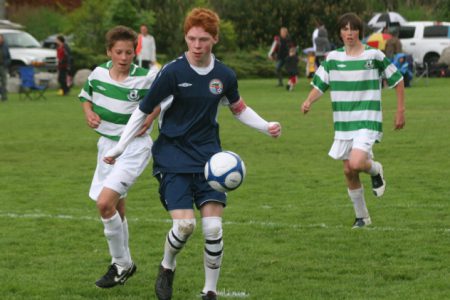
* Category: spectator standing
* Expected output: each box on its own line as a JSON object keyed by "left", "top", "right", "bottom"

{"left": 268, "top": 27, "right": 293, "bottom": 86}
{"left": 312, "top": 19, "right": 328, "bottom": 68}
{"left": 136, "top": 25, "right": 156, "bottom": 69}
{"left": 56, "top": 35, "right": 72, "bottom": 96}
{"left": 284, "top": 46, "right": 299, "bottom": 91}
{"left": 0, "top": 34, "right": 11, "bottom": 101}
{"left": 384, "top": 28, "right": 402, "bottom": 61}
{"left": 314, "top": 26, "right": 331, "bottom": 67}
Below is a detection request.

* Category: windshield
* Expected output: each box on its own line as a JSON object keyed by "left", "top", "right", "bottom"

{"left": 2, "top": 31, "right": 41, "bottom": 48}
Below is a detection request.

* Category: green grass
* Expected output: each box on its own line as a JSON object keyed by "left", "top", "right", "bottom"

{"left": 1, "top": 78, "right": 449, "bottom": 300}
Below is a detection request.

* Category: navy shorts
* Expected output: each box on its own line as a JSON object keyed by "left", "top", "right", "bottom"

{"left": 155, "top": 172, "right": 227, "bottom": 211}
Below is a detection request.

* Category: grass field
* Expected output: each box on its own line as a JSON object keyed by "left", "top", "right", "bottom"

{"left": 1, "top": 77, "right": 449, "bottom": 300}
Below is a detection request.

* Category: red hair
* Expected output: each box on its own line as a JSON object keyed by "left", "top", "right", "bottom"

{"left": 184, "top": 8, "right": 220, "bottom": 37}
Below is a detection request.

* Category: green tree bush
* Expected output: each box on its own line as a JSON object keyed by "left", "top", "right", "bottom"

{"left": 9, "top": 5, "right": 69, "bottom": 40}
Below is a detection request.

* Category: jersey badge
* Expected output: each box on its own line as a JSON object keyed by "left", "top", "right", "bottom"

{"left": 178, "top": 82, "right": 192, "bottom": 87}
{"left": 209, "top": 79, "right": 223, "bottom": 95}
{"left": 127, "top": 89, "right": 140, "bottom": 101}
{"left": 364, "top": 60, "right": 375, "bottom": 69}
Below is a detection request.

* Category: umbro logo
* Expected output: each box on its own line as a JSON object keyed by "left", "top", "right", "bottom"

{"left": 178, "top": 82, "right": 192, "bottom": 87}
{"left": 120, "top": 182, "right": 128, "bottom": 187}
{"left": 337, "top": 64, "right": 346, "bottom": 68}
{"left": 97, "top": 86, "right": 106, "bottom": 91}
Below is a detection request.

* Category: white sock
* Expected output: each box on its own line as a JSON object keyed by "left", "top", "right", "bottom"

{"left": 348, "top": 187, "right": 369, "bottom": 219}
{"left": 368, "top": 161, "right": 381, "bottom": 176}
{"left": 102, "top": 211, "right": 130, "bottom": 267}
{"left": 161, "top": 219, "right": 196, "bottom": 271}
{"left": 202, "top": 217, "right": 223, "bottom": 294}
{"left": 122, "top": 217, "right": 132, "bottom": 264}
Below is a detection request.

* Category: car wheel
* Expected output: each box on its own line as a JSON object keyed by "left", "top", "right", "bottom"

{"left": 423, "top": 53, "right": 440, "bottom": 68}
{"left": 9, "top": 63, "right": 25, "bottom": 77}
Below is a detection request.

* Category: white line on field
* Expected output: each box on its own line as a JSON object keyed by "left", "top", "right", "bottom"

{"left": 1, "top": 211, "right": 449, "bottom": 233}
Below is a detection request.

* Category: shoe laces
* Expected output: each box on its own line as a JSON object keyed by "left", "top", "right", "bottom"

{"left": 104, "top": 264, "right": 118, "bottom": 279}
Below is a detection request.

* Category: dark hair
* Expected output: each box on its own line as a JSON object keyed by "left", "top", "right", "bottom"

{"left": 105, "top": 25, "right": 138, "bottom": 50}
{"left": 337, "top": 13, "right": 364, "bottom": 39}
{"left": 56, "top": 35, "right": 65, "bottom": 43}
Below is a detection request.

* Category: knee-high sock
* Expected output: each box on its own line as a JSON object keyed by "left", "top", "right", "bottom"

{"left": 122, "top": 217, "right": 132, "bottom": 264}
{"left": 368, "top": 160, "right": 381, "bottom": 176}
{"left": 202, "top": 217, "right": 223, "bottom": 294}
{"left": 161, "top": 218, "right": 196, "bottom": 271}
{"left": 348, "top": 187, "right": 369, "bottom": 219}
{"left": 102, "top": 211, "right": 130, "bottom": 267}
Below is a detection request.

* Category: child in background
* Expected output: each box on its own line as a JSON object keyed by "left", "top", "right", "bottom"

{"left": 285, "top": 46, "right": 299, "bottom": 91}
{"left": 394, "top": 53, "right": 413, "bottom": 87}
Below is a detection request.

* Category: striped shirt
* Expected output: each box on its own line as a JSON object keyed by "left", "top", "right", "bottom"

{"left": 312, "top": 46, "right": 403, "bottom": 141}
{"left": 79, "top": 61, "right": 158, "bottom": 141}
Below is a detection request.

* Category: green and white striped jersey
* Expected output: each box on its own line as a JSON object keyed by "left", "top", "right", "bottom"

{"left": 79, "top": 61, "right": 158, "bottom": 141}
{"left": 312, "top": 46, "right": 403, "bottom": 141}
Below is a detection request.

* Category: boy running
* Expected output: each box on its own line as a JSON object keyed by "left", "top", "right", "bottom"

{"left": 301, "top": 13, "right": 405, "bottom": 228}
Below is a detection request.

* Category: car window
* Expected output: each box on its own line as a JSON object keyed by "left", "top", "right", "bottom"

{"left": 398, "top": 26, "right": 415, "bottom": 39}
{"left": 2, "top": 31, "right": 41, "bottom": 48}
{"left": 423, "top": 25, "right": 449, "bottom": 38}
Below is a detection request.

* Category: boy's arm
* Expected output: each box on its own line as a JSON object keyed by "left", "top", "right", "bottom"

{"left": 81, "top": 101, "right": 101, "bottom": 128}
{"left": 136, "top": 106, "right": 161, "bottom": 136}
{"left": 103, "top": 107, "right": 148, "bottom": 164}
{"left": 394, "top": 80, "right": 406, "bottom": 130}
{"left": 230, "top": 98, "right": 281, "bottom": 138}
{"left": 301, "top": 87, "right": 323, "bottom": 114}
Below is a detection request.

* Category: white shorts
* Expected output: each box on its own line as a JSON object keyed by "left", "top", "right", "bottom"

{"left": 328, "top": 136, "right": 376, "bottom": 160}
{"left": 89, "top": 135, "right": 153, "bottom": 201}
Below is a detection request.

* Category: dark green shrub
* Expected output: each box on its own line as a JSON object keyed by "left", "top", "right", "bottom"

{"left": 9, "top": 5, "right": 69, "bottom": 40}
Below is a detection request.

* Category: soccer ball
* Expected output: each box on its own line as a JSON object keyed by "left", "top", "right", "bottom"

{"left": 204, "top": 151, "right": 246, "bottom": 193}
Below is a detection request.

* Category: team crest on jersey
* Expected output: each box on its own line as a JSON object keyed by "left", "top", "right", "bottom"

{"left": 364, "top": 60, "right": 375, "bottom": 69}
{"left": 209, "top": 79, "right": 223, "bottom": 95}
{"left": 127, "top": 89, "right": 140, "bottom": 101}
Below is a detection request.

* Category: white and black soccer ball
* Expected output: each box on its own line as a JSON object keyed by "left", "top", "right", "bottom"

{"left": 204, "top": 151, "right": 246, "bottom": 193}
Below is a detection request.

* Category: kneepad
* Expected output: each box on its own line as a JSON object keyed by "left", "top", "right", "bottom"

{"left": 173, "top": 218, "right": 196, "bottom": 239}
{"left": 202, "top": 217, "right": 223, "bottom": 269}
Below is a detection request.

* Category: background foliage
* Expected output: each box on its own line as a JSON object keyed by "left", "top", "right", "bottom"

{"left": 7, "top": 0, "right": 450, "bottom": 76}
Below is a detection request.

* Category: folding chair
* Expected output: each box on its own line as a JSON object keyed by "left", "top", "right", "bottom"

{"left": 18, "top": 66, "right": 49, "bottom": 100}
{"left": 413, "top": 61, "right": 429, "bottom": 86}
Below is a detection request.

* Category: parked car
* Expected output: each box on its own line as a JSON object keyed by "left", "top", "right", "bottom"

{"left": 0, "top": 28, "right": 57, "bottom": 76}
{"left": 41, "top": 34, "right": 74, "bottom": 49}
{"left": 398, "top": 21, "right": 450, "bottom": 66}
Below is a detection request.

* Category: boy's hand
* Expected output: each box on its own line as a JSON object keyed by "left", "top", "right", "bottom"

{"left": 394, "top": 111, "right": 405, "bottom": 130}
{"left": 301, "top": 100, "right": 311, "bottom": 114}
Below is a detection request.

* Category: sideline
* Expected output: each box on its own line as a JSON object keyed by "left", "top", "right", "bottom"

{"left": 1, "top": 211, "right": 449, "bottom": 233}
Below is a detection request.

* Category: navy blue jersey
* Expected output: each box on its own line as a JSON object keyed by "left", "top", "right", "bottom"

{"left": 139, "top": 54, "right": 240, "bottom": 173}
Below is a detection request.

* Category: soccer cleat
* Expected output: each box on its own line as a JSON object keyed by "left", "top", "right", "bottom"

{"left": 352, "top": 217, "right": 372, "bottom": 229}
{"left": 95, "top": 262, "right": 136, "bottom": 288}
{"left": 155, "top": 265, "right": 175, "bottom": 300}
{"left": 371, "top": 163, "right": 386, "bottom": 197}
{"left": 201, "top": 291, "right": 218, "bottom": 300}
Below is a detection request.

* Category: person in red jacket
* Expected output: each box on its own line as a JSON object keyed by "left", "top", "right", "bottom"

{"left": 56, "top": 35, "right": 71, "bottom": 96}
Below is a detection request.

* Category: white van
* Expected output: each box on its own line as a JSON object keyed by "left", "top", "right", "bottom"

{"left": 398, "top": 21, "right": 450, "bottom": 66}
{"left": 0, "top": 28, "right": 57, "bottom": 75}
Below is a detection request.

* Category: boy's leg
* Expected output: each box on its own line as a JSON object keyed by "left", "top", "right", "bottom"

{"left": 343, "top": 161, "right": 371, "bottom": 228}
{"left": 95, "top": 190, "right": 135, "bottom": 288}
{"left": 156, "top": 216, "right": 196, "bottom": 300}
{"left": 349, "top": 141, "right": 385, "bottom": 197}
{"left": 202, "top": 217, "right": 223, "bottom": 296}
